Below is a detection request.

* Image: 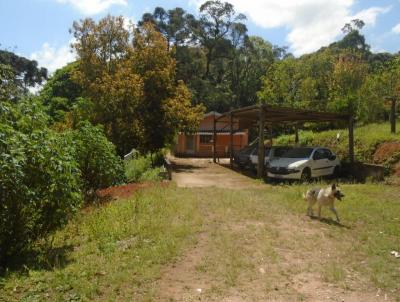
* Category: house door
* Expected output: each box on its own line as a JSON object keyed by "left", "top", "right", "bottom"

{"left": 185, "top": 135, "right": 195, "bottom": 155}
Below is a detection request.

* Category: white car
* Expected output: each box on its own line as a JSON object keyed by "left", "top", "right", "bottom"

{"left": 249, "top": 146, "right": 292, "bottom": 171}
{"left": 267, "top": 147, "right": 341, "bottom": 181}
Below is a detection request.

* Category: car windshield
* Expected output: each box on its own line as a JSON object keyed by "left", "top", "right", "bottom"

{"left": 272, "top": 147, "right": 291, "bottom": 157}
{"left": 281, "top": 147, "right": 314, "bottom": 158}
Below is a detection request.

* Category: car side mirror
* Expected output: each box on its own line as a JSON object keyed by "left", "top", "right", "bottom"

{"left": 329, "top": 155, "right": 336, "bottom": 161}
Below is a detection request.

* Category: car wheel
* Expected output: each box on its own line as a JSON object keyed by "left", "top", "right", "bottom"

{"left": 300, "top": 168, "right": 311, "bottom": 183}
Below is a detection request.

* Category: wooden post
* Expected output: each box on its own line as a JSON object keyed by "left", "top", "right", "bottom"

{"left": 348, "top": 116, "right": 354, "bottom": 164}
{"left": 229, "top": 112, "right": 233, "bottom": 168}
{"left": 213, "top": 115, "right": 217, "bottom": 163}
{"left": 390, "top": 97, "right": 396, "bottom": 133}
{"left": 295, "top": 124, "right": 299, "bottom": 144}
{"left": 257, "top": 106, "right": 266, "bottom": 178}
{"left": 269, "top": 125, "right": 273, "bottom": 146}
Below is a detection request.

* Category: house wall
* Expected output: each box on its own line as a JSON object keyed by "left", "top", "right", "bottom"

{"left": 175, "top": 132, "right": 248, "bottom": 157}
{"left": 174, "top": 112, "right": 248, "bottom": 157}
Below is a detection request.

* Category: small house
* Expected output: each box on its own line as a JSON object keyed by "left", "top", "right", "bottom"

{"left": 174, "top": 111, "right": 248, "bottom": 157}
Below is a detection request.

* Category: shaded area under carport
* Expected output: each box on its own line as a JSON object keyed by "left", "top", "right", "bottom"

{"left": 213, "top": 104, "right": 353, "bottom": 178}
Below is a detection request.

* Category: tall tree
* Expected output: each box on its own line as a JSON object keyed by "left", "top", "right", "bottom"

{"left": 0, "top": 50, "right": 47, "bottom": 92}
{"left": 139, "top": 7, "right": 192, "bottom": 51}
{"left": 39, "top": 62, "right": 83, "bottom": 122}
{"left": 0, "top": 64, "right": 18, "bottom": 102}
{"left": 231, "top": 36, "right": 276, "bottom": 107}
{"left": 328, "top": 51, "right": 368, "bottom": 114}
{"left": 71, "top": 16, "right": 203, "bottom": 155}
{"left": 190, "top": 0, "right": 246, "bottom": 79}
{"left": 71, "top": 15, "right": 143, "bottom": 154}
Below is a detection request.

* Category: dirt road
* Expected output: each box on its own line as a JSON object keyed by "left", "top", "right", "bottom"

{"left": 169, "top": 157, "right": 260, "bottom": 189}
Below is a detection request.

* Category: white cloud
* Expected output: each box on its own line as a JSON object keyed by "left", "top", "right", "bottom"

{"left": 30, "top": 42, "right": 75, "bottom": 73}
{"left": 56, "top": 0, "right": 127, "bottom": 15}
{"left": 193, "top": 0, "right": 390, "bottom": 56}
{"left": 122, "top": 15, "right": 135, "bottom": 31}
{"left": 352, "top": 6, "right": 391, "bottom": 26}
{"left": 392, "top": 23, "right": 400, "bottom": 34}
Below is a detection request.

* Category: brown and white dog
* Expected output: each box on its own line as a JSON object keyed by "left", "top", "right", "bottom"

{"left": 304, "top": 184, "right": 344, "bottom": 222}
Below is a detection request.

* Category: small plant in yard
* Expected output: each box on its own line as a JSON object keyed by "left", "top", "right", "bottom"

{"left": 124, "top": 151, "right": 166, "bottom": 182}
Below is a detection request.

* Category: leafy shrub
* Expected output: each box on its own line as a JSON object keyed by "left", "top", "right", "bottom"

{"left": 140, "top": 166, "right": 163, "bottom": 181}
{"left": 0, "top": 124, "right": 82, "bottom": 265}
{"left": 0, "top": 97, "right": 49, "bottom": 133}
{"left": 124, "top": 152, "right": 165, "bottom": 182}
{"left": 71, "top": 122, "right": 125, "bottom": 198}
{"left": 125, "top": 155, "right": 152, "bottom": 182}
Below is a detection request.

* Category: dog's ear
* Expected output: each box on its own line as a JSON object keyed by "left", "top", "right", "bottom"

{"left": 331, "top": 183, "right": 336, "bottom": 190}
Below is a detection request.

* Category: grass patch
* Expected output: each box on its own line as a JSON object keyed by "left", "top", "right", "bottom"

{"left": 124, "top": 152, "right": 165, "bottom": 182}
{"left": 0, "top": 185, "right": 201, "bottom": 301}
{"left": 322, "top": 261, "right": 346, "bottom": 284}
{"left": 1, "top": 181, "right": 399, "bottom": 300}
{"left": 182, "top": 184, "right": 400, "bottom": 299}
{"left": 258, "top": 183, "right": 400, "bottom": 290}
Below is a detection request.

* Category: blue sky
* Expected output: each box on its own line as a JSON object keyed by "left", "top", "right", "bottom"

{"left": 1, "top": 0, "right": 400, "bottom": 73}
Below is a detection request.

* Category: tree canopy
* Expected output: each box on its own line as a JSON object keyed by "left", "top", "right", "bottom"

{"left": 70, "top": 16, "right": 204, "bottom": 155}
{"left": 0, "top": 50, "right": 47, "bottom": 93}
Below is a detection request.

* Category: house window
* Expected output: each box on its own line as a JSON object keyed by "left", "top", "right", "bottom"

{"left": 200, "top": 134, "right": 213, "bottom": 144}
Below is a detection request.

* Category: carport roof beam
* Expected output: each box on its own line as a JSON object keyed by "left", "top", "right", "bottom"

{"left": 216, "top": 104, "right": 349, "bottom": 123}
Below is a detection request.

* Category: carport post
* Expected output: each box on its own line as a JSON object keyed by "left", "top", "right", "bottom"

{"left": 213, "top": 115, "right": 217, "bottom": 163}
{"left": 269, "top": 125, "right": 273, "bottom": 146}
{"left": 229, "top": 112, "right": 234, "bottom": 168}
{"left": 295, "top": 124, "right": 299, "bottom": 144}
{"left": 390, "top": 97, "right": 396, "bottom": 133}
{"left": 257, "top": 106, "right": 266, "bottom": 178}
{"left": 348, "top": 115, "right": 354, "bottom": 164}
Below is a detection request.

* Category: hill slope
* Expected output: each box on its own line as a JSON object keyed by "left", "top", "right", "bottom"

{"left": 275, "top": 121, "right": 400, "bottom": 173}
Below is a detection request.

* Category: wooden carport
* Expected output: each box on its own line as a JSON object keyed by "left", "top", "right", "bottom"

{"left": 213, "top": 104, "right": 353, "bottom": 178}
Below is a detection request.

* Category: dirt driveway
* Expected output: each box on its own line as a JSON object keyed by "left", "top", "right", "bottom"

{"left": 169, "top": 157, "right": 259, "bottom": 189}
{"left": 155, "top": 157, "right": 396, "bottom": 302}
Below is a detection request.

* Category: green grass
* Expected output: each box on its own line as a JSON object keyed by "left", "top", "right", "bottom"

{"left": 269, "top": 183, "right": 400, "bottom": 290}
{"left": 0, "top": 185, "right": 201, "bottom": 301}
{"left": 124, "top": 152, "right": 166, "bottom": 183}
{"left": 275, "top": 120, "right": 400, "bottom": 163}
{"left": 1, "top": 182, "right": 399, "bottom": 300}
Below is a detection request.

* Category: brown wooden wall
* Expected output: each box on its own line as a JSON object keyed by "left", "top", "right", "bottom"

{"left": 174, "top": 133, "right": 248, "bottom": 157}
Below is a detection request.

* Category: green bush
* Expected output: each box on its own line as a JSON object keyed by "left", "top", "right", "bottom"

{"left": 71, "top": 122, "right": 125, "bottom": 198}
{"left": 125, "top": 155, "right": 152, "bottom": 182}
{"left": 124, "top": 152, "right": 165, "bottom": 182}
{"left": 0, "top": 124, "right": 82, "bottom": 265}
{"left": 140, "top": 166, "right": 163, "bottom": 181}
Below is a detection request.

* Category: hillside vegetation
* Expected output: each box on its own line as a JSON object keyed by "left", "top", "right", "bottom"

{"left": 275, "top": 121, "right": 400, "bottom": 167}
